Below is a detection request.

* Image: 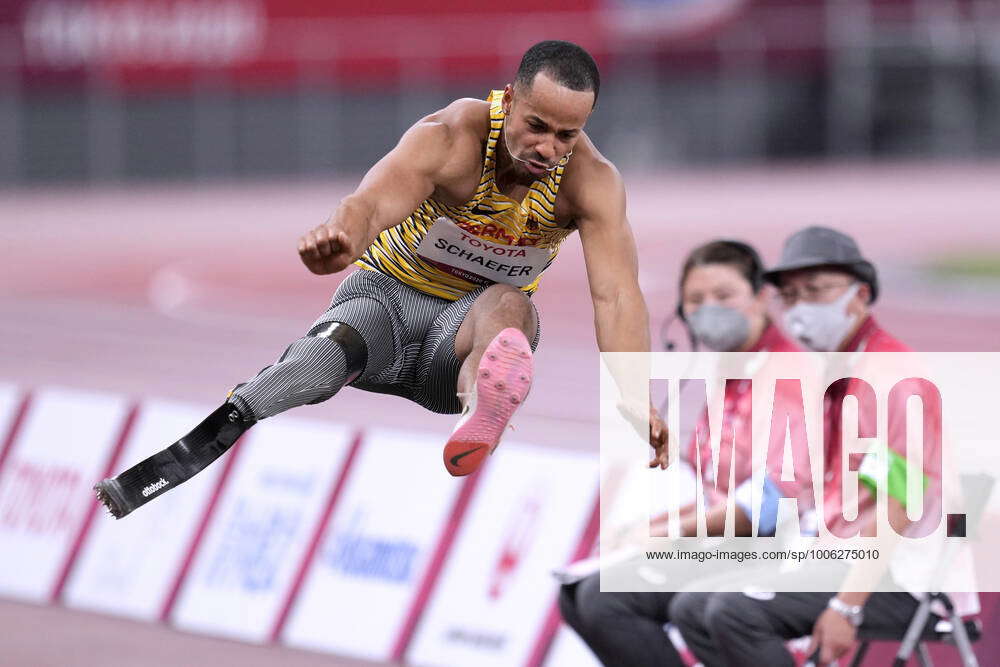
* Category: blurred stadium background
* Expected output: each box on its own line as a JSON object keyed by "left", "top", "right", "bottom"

{"left": 1, "top": 0, "right": 999, "bottom": 665}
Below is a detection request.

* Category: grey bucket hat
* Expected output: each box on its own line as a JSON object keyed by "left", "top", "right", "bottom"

{"left": 763, "top": 226, "right": 879, "bottom": 303}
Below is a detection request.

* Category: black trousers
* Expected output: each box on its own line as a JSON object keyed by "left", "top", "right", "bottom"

{"left": 671, "top": 589, "right": 923, "bottom": 667}
{"left": 559, "top": 570, "right": 928, "bottom": 667}
{"left": 558, "top": 573, "right": 687, "bottom": 667}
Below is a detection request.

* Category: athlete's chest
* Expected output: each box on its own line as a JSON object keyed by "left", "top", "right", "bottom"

{"left": 430, "top": 168, "right": 576, "bottom": 232}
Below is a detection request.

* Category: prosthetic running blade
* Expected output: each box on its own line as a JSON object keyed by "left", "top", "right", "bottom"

{"left": 94, "top": 403, "right": 252, "bottom": 519}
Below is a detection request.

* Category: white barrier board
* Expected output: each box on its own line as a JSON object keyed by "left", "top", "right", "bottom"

{"left": 0, "top": 387, "right": 129, "bottom": 601}
{"left": 545, "top": 626, "right": 603, "bottom": 667}
{"left": 64, "top": 400, "right": 227, "bottom": 619}
{"left": 282, "top": 427, "right": 464, "bottom": 660}
{"left": 408, "top": 443, "right": 597, "bottom": 667}
{"left": 170, "top": 416, "right": 352, "bottom": 642}
{"left": 0, "top": 383, "right": 21, "bottom": 443}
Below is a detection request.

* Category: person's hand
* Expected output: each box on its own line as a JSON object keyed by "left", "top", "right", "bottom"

{"left": 807, "top": 608, "right": 857, "bottom": 666}
{"left": 298, "top": 217, "right": 362, "bottom": 275}
{"left": 648, "top": 404, "right": 669, "bottom": 469}
{"left": 616, "top": 399, "right": 670, "bottom": 469}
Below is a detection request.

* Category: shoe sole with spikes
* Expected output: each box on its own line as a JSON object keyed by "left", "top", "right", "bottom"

{"left": 443, "top": 328, "right": 533, "bottom": 476}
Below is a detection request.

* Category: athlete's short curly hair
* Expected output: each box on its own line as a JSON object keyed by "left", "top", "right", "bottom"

{"left": 515, "top": 40, "right": 600, "bottom": 105}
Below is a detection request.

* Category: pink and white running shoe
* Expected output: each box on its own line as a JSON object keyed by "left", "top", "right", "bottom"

{"left": 443, "top": 328, "right": 533, "bottom": 476}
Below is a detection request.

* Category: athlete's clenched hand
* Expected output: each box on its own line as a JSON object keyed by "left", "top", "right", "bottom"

{"left": 617, "top": 399, "right": 671, "bottom": 470}
{"left": 298, "top": 220, "right": 360, "bottom": 275}
{"left": 648, "top": 404, "right": 670, "bottom": 469}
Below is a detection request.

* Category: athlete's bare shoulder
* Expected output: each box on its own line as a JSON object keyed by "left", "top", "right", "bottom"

{"left": 400, "top": 98, "right": 492, "bottom": 199}
{"left": 431, "top": 97, "right": 491, "bottom": 135}
{"left": 410, "top": 98, "right": 489, "bottom": 173}
{"left": 557, "top": 134, "right": 625, "bottom": 221}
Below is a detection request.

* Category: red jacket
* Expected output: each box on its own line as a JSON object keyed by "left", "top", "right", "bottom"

{"left": 685, "top": 321, "right": 800, "bottom": 503}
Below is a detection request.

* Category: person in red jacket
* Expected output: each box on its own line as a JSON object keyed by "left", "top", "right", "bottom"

{"left": 658, "top": 239, "right": 800, "bottom": 537}
{"left": 558, "top": 239, "right": 799, "bottom": 667}
{"left": 671, "top": 226, "right": 972, "bottom": 667}
{"left": 771, "top": 225, "right": 903, "bottom": 355}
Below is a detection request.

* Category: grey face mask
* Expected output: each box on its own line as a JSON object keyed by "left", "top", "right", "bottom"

{"left": 686, "top": 304, "right": 751, "bottom": 351}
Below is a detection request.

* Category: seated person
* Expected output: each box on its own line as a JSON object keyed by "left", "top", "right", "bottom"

{"left": 558, "top": 239, "right": 799, "bottom": 667}
{"left": 670, "top": 226, "right": 975, "bottom": 667}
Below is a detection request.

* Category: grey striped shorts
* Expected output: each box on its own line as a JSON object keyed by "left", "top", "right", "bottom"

{"left": 315, "top": 269, "right": 540, "bottom": 414}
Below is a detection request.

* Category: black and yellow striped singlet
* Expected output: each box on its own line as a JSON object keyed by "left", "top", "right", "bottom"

{"left": 355, "top": 90, "right": 573, "bottom": 301}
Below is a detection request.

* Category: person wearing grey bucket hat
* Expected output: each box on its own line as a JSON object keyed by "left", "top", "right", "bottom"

{"left": 764, "top": 226, "right": 900, "bottom": 353}
{"left": 764, "top": 226, "right": 879, "bottom": 303}
{"left": 668, "top": 228, "right": 950, "bottom": 667}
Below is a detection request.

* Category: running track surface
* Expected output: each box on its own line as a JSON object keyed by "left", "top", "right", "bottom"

{"left": 2, "top": 162, "right": 999, "bottom": 665}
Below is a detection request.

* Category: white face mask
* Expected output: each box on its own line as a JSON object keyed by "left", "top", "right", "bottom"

{"left": 782, "top": 283, "right": 860, "bottom": 351}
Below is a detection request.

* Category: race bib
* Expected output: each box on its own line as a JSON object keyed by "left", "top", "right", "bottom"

{"left": 416, "top": 217, "right": 553, "bottom": 288}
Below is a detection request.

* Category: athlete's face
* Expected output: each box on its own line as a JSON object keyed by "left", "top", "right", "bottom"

{"left": 501, "top": 72, "right": 594, "bottom": 179}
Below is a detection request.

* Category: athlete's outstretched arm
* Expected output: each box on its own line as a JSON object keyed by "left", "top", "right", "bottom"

{"left": 298, "top": 116, "right": 457, "bottom": 275}
{"left": 576, "top": 164, "right": 649, "bottom": 354}
{"left": 576, "top": 163, "right": 668, "bottom": 465}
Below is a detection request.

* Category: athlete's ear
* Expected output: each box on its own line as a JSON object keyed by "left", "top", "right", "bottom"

{"left": 502, "top": 84, "right": 514, "bottom": 114}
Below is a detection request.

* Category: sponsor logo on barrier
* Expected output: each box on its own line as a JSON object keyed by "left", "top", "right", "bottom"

{"left": 437, "top": 490, "right": 545, "bottom": 655}
{"left": 258, "top": 469, "right": 315, "bottom": 496}
{"left": 444, "top": 627, "right": 507, "bottom": 651}
{"left": 321, "top": 509, "right": 418, "bottom": 584}
{"left": 487, "top": 493, "right": 542, "bottom": 601}
{"left": 141, "top": 477, "right": 169, "bottom": 497}
{"left": 0, "top": 462, "right": 81, "bottom": 534}
{"left": 203, "top": 498, "right": 303, "bottom": 592}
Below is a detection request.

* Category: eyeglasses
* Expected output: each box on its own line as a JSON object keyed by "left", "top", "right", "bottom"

{"left": 777, "top": 280, "right": 856, "bottom": 307}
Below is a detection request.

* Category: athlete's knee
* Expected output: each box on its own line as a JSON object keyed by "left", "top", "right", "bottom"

{"left": 482, "top": 284, "right": 534, "bottom": 328}
{"left": 483, "top": 282, "right": 528, "bottom": 304}
{"left": 306, "top": 321, "right": 368, "bottom": 383}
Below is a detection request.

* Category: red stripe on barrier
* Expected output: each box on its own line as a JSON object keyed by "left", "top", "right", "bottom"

{"left": 158, "top": 431, "right": 248, "bottom": 624}
{"left": 0, "top": 392, "right": 33, "bottom": 479}
{"left": 524, "top": 491, "right": 601, "bottom": 667}
{"left": 390, "top": 464, "right": 487, "bottom": 662}
{"left": 50, "top": 402, "right": 141, "bottom": 604}
{"left": 268, "top": 429, "right": 365, "bottom": 644}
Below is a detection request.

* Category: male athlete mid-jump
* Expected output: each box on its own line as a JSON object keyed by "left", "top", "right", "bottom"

{"left": 96, "top": 40, "right": 667, "bottom": 519}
